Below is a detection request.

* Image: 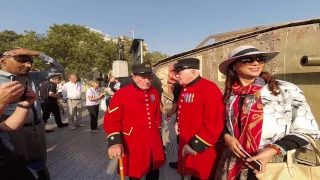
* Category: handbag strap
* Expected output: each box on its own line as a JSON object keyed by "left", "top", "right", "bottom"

{"left": 287, "top": 133, "right": 320, "bottom": 166}
{"left": 296, "top": 133, "right": 320, "bottom": 165}
{"left": 285, "top": 133, "right": 320, "bottom": 178}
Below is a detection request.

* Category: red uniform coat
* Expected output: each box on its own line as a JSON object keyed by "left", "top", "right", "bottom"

{"left": 177, "top": 76, "right": 225, "bottom": 179}
{"left": 104, "top": 84, "right": 165, "bottom": 178}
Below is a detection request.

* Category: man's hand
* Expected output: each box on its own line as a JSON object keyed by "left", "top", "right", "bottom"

{"left": 182, "top": 144, "right": 196, "bottom": 157}
{"left": 19, "top": 88, "right": 39, "bottom": 106}
{"left": 3, "top": 48, "right": 40, "bottom": 57}
{"left": 108, "top": 144, "right": 124, "bottom": 159}
{"left": 0, "top": 81, "right": 25, "bottom": 104}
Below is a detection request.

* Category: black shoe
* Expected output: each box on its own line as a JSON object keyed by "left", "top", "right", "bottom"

{"left": 169, "top": 162, "right": 178, "bottom": 169}
{"left": 46, "top": 129, "right": 54, "bottom": 133}
{"left": 58, "top": 123, "right": 69, "bottom": 128}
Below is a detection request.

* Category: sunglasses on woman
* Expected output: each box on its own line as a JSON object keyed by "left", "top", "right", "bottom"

{"left": 238, "top": 56, "right": 267, "bottom": 65}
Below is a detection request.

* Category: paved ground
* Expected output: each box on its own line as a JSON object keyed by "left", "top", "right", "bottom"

{"left": 45, "top": 99, "right": 184, "bottom": 180}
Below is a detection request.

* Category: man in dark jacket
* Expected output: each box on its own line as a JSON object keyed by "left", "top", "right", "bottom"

{"left": 40, "top": 74, "right": 68, "bottom": 133}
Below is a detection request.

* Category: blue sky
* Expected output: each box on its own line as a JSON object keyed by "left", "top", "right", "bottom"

{"left": 1, "top": 0, "right": 320, "bottom": 55}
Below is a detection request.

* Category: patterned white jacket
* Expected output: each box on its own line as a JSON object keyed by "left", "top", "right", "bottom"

{"left": 226, "top": 80, "right": 320, "bottom": 149}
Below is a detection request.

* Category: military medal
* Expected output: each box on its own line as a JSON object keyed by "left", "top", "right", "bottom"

{"left": 184, "top": 93, "right": 189, "bottom": 103}
{"left": 191, "top": 93, "right": 194, "bottom": 103}
{"left": 184, "top": 93, "right": 195, "bottom": 103}
{"left": 150, "top": 94, "right": 155, "bottom": 103}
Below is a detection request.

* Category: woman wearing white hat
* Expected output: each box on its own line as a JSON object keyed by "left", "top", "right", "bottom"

{"left": 215, "top": 45, "right": 320, "bottom": 179}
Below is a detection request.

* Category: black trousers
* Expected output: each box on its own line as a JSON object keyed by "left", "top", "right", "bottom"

{"left": 87, "top": 105, "right": 99, "bottom": 130}
{"left": 0, "top": 148, "right": 36, "bottom": 180}
{"left": 41, "top": 103, "right": 64, "bottom": 126}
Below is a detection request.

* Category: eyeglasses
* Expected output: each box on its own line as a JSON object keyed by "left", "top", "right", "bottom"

{"left": 15, "top": 58, "right": 34, "bottom": 64}
{"left": 2, "top": 55, "right": 34, "bottom": 64}
{"left": 238, "top": 56, "right": 267, "bottom": 65}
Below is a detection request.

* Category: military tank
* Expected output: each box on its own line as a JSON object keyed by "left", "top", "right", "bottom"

{"left": 153, "top": 18, "right": 320, "bottom": 124}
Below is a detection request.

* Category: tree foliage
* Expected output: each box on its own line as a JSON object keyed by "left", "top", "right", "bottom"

{"left": 143, "top": 51, "right": 169, "bottom": 65}
{"left": 0, "top": 30, "right": 23, "bottom": 53}
{"left": 43, "top": 24, "right": 118, "bottom": 77}
{"left": 0, "top": 24, "right": 168, "bottom": 79}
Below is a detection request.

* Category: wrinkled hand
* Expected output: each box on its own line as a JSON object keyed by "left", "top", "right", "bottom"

{"left": 246, "top": 147, "right": 277, "bottom": 173}
{"left": 108, "top": 144, "right": 124, "bottom": 159}
{"left": 0, "top": 81, "right": 25, "bottom": 104}
{"left": 224, "top": 134, "right": 246, "bottom": 158}
{"left": 3, "top": 48, "right": 39, "bottom": 57}
{"left": 182, "top": 144, "right": 196, "bottom": 157}
{"left": 174, "top": 122, "right": 180, "bottom": 135}
{"left": 19, "top": 88, "right": 38, "bottom": 106}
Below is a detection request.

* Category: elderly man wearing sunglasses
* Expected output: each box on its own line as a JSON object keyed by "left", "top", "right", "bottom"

{"left": 0, "top": 48, "right": 64, "bottom": 179}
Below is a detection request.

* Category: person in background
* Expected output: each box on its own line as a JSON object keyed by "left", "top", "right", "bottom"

{"left": 57, "top": 80, "right": 65, "bottom": 115}
{"left": 62, "top": 73, "right": 85, "bottom": 130}
{"left": 215, "top": 45, "right": 320, "bottom": 179}
{"left": 104, "top": 76, "right": 117, "bottom": 108}
{"left": 113, "top": 78, "right": 121, "bottom": 91}
{"left": 165, "top": 82, "right": 182, "bottom": 169}
{"left": 0, "top": 48, "right": 64, "bottom": 179}
{"left": 86, "top": 80, "right": 104, "bottom": 133}
{"left": 40, "top": 74, "right": 68, "bottom": 133}
{"left": 150, "top": 74, "right": 166, "bottom": 114}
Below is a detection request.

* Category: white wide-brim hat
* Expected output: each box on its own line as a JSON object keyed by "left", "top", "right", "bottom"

{"left": 218, "top": 45, "right": 280, "bottom": 75}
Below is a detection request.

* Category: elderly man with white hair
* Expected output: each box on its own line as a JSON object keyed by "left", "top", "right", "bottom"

{"left": 172, "top": 58, "right": 225, "bottom": 180}
{"left": 104, "top": 62, "right": 165, "bottom": 180}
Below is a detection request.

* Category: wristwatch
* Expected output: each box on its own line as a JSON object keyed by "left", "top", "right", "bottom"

{"left": 17, "top": 104, "right": 31, "bottom": 109}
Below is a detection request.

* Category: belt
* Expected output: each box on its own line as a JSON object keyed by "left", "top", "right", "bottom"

{"left": 24, "top": 119, "right": 42, "bottom": 127}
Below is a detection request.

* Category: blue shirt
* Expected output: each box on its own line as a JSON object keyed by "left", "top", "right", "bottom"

{"left": 0, "top": 52, "right": 64, "bottom": 150}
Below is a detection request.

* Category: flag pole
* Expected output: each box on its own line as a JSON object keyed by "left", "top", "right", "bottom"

{"left": 133, "top": 27, "right": 134, "bottom": 39}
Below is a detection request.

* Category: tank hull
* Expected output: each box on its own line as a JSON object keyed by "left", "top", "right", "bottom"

{"left": 154, "top": 18, "right": 320, "bottom": 122}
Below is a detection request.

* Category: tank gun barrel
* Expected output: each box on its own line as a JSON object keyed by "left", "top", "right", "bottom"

{"left": 300, "top": 56, "right": 320, "bottom": 66}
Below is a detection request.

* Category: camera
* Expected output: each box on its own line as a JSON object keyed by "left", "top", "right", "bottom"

{"left": 10, "top": 75, "right": 30, "bottom": 103}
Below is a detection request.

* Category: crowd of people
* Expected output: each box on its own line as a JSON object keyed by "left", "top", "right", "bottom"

{"left": 0, "top": 45, "right": 319, "bottom": 180}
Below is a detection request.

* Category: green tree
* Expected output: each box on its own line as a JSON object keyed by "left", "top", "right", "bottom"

{"left": 143, "top": 51, "right": 169, "bottom": 65}
{"left": 94, "top": 40, "right": 118, "bottom": 75}
{"left": 43, "top": 24, "right": 116, "bottom": 78}
{"left": 0, "top": 30, "right": 23, "bottom": 53}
